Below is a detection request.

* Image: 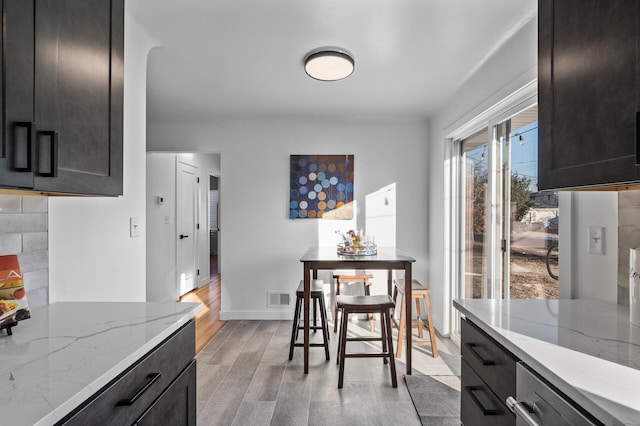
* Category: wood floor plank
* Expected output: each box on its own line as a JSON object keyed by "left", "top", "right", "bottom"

{"left": 231, "top": 401, "right": 276, "bottom": 426}
{"left": 243, "top": 365, "right": 286, "bottom": 402}
{"left": 198, "top": 380, "right": 250, "bottom": 426}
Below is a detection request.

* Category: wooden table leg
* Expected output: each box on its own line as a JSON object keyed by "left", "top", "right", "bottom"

{"left": 405, "top": 263, "right": 412, "bottom": 375}
{"left": 387, "top": 269, "right": 392, "bottom": 296}
{"left": 304, "top": 263, "right": 311, "bottom": 374}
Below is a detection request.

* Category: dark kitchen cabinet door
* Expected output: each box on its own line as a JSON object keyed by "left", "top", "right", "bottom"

{"left": 0, "top": 1, "right": 36, "bottom": 189}
{"left": 460, "top": 319, "right": 516, "bottom": 426}
{"left": 538, "top": 0, "right": 640, "bottom": 190}
{"left": 33, "top": 0, "right": 123, "bottom": 195}
{"left": 135, "top": 360, "right": 197, "bottom": 426}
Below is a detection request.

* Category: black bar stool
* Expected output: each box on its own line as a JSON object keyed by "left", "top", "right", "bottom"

{"left": 289, "top": 280, "right": 330, "bottom": 361}
{"left": 332, "top": 270, "right": 374, "bottom": 332}
{"left": 335, "top": 294, "right": 397, "bottom": 388}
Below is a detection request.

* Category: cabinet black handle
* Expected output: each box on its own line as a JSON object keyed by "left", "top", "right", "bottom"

{"left": 13, "top": 122, "right": 35, "bottom": 172}
{"left": 466, "top": 386, "right": 498, "bottom": 415}
{"left": 38, "top": 131, "right": 58, "bottom": 177}
{"left": 636, "top": 111, "right": 640, "bottom": 165}
{"left": 464, "top": 343, "right": 495, "bottom": 365}
{"left": 116, "top": 372, "right": 161, "bottom": 406}
{"left": 180, "top": 234, "right": 189, "bottom": 239}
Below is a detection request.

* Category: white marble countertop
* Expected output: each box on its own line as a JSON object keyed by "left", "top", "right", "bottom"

{"left": 0, "top": 301, "right": 202, "bottom": 426}
{"left": 453, "top": 299, "right": 640, "bottom": 426}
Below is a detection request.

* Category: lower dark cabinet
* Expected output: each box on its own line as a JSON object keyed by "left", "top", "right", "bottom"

{"left": 135, "top": 360, "right": 196, "bottom": 426}
{"left": 58, "top": 320, "right": 196, "bottom": 425}
{"left": 461, "top": 318, "right": 516, "bottom": 426}
{"left": 461, "top": 360, "right": 514, "bottom": 426}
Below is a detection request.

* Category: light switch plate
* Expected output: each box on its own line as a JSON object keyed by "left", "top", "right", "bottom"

{"left": 130, "top": 217, "right": 140, "bottom": 237}
{"left": 588, "top": 226, "right": 604, "bottom": 255}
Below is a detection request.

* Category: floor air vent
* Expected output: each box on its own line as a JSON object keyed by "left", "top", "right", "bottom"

{"left": 267, "top": 291, "right": 291, "bottom": 307}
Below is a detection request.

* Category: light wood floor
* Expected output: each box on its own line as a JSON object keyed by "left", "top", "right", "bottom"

{"left": 195, "top": 317, "right": 461, "bottom": 425}
{"left": 180, "top": 264, "right": 461, "bottom": 424}
{"left": 180, "top": 272, "right": 226, "bottom": 353}
{"left": 196, "top": 319, "right": 421, "bottom": 425}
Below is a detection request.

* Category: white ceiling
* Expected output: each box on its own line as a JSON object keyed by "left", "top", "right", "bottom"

{"left": 129, "top": 0, "right": 537, "bottom": 123}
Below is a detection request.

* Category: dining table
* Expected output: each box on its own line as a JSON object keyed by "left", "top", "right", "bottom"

{"left": 300, "top": 246, "right": 417, "bottom": 375}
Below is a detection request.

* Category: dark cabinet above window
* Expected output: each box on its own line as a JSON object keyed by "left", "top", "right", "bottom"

{"left": 0, "top": 0, "right": 124, "bottom": 196}
{"left": 538, "top": 0, "right": 640, "bottom": 190}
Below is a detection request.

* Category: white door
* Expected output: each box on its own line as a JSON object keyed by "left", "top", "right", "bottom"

{"left": 177, "top": 160, "right": 198, "bottom": 297}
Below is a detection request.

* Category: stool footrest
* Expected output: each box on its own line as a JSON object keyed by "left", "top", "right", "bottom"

{"left": 297, "top": 326, "right": 324, "bottom": 331}
{"left": 294, "top": 343, "right": 326, "bottom": 348}
{"left": 344, "top": 337, "right": 384, "bottom": 342}
{"left": 410, "top": 341, "right": 435, "bottom": 347}
{"left": 344, "top": 353, "right": 390, "bottom": 358}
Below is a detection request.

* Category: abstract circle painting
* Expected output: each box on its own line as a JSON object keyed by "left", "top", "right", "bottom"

{"left": 290, "top": 155, "right": 354, "bottom": 219}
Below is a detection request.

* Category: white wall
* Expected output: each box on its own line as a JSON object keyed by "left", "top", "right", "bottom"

{"left": 429, "top": 17, "right": 538, "bottom": 335}
{"left": 48, "top": 11, "right": 154, "bottom": 302}
{"left": 147, "top": 118, "right": 429, "bottom": 319}
{"left": 146, "top": 153, "right": 177, "bottom": 302}
{"left": 146, "top": 153, "right": 220, "bottom": 302}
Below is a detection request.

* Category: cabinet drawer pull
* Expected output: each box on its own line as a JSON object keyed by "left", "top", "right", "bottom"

{"left": 506, "top": 396, "right": 540, "bottom": 426}
{"left": 464, "top": 343, "right": 495, "bottom": 365}
{"left": 13, "top": 122, "right": 35, "bottom": 172}
{"left": 466, "top": 386, "right": 498, "bottom": 415}
{"left": 37, "top": 131, "right": 58, "bottom": 177}
{"left": 116, "top": 372, "right": 162, "bottom": 406}
{"left": 636, "top": 111, "right": 640, "bottom": 165}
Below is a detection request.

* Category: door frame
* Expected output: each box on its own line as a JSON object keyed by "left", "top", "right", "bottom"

{"left": 445, "top": 82, "right": 538, "bottom": 343}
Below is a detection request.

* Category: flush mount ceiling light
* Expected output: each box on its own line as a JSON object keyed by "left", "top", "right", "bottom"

{"left": 304, "top": 48, "right": 354, "bottom": 81}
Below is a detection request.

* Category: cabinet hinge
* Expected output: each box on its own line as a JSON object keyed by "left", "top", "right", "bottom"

{"left": 197, "top": 177, "right": 200, "bottom": 183}
{"left": 197, "top": 269, "right": 200, "bottom": 276}
{"left": 197, "top": 223, "right": 200, "bottom": 229}
{"left": 501, "top": 239, "right": 507, "bottom": 252}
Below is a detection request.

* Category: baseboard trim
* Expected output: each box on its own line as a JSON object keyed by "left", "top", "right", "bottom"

{"left": 220, "top": 310, "right": 294, "bottom": 321}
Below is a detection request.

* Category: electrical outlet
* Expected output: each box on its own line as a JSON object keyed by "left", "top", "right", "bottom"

{"left": 130, "top": 217, "right": 140, "bottom": 237}
{"left": 588, "top": 226, "right": 604, "bottom": 255}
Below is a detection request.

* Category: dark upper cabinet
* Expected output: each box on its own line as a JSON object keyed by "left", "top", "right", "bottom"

{"left": 0, "top": 0, "right": 123, "bottom": 196}
{"left": 0, "top": 1, "right": 36, "bottom": 189}
{"left": 538, "top": 0, "right": 640, "bottom": 190}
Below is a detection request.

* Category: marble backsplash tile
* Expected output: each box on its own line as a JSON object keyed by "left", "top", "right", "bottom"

{"left": 618, "top": 190, "right": 640, "bottom": 307}
{"left": 0, "top": 194, "right": 48, "bottom": 309}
